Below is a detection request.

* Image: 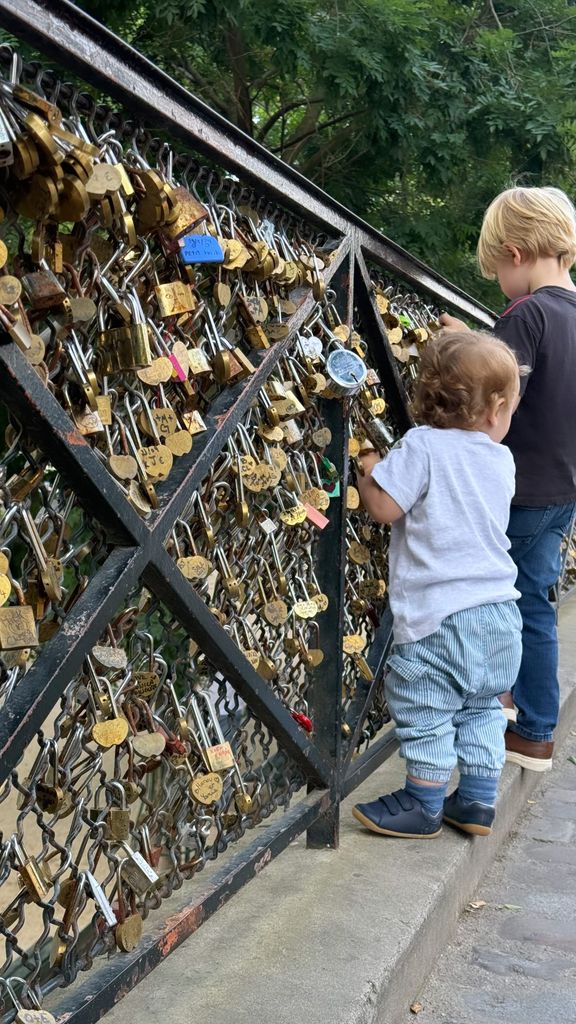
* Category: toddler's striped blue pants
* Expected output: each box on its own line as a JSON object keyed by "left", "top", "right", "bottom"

{"left": 385, "top": 601, "right": 522, "bottom": 783}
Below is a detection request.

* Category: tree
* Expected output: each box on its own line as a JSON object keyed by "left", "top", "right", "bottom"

{"left": 75, "top": 0, "right": 576, "bottom": 306}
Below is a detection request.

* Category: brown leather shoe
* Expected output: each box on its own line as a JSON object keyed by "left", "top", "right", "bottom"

{"left": 498, "top": 691, "right": 517, "bottom": 723}
{"left": 505, "top": 731, "right": 553, "bottom": 772}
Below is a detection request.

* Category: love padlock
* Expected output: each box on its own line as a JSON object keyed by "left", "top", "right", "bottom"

{"left": 290, "top": 710, "right": 314, "bottom": 734}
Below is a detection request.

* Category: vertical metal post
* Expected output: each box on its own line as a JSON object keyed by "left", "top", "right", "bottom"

{"left": 306, "top": 247, "right": 354, "bottom": 848}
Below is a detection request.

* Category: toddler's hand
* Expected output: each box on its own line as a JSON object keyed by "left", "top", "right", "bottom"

{"left": 357, "top": 450, "right": 382, "bottom": 477}
{"left": 439, "top": 313, "right": 470, "bottom": 332}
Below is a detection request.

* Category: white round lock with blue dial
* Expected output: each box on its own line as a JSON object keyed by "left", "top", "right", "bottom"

{"left": 326, "top": 348, "right": 367, "bottom": 396}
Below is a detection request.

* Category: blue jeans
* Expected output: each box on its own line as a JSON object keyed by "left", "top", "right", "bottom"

{"left": 507, "top": 502, "right": 576, "bottom": 743}
{"left": 386, "top": 602, "right": 522, "bottom": 783}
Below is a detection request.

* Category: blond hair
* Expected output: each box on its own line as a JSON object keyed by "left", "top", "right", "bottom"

{"left": 477, "top": 186, "right": 576, "bottom": 278}
{"left": 414, "top": 330, "right": 520, "bottom": 430}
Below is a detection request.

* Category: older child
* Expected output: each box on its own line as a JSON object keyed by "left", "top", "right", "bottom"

{"left": 352, "top": 332, "right": 522, "bottom": 839}
{"left": 442, "top": 187, "right": 576, "bottom": 771}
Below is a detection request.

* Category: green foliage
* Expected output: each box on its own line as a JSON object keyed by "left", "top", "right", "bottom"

{"left": 74, "top": 0, "right": 576, "bottom": 308}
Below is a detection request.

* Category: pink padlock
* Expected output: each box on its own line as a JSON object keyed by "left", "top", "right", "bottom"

{"left": 303, "top": 502, "right": 329, "bottom": 530}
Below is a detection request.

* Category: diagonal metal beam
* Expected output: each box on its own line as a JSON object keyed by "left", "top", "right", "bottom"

{"left": 0, "top": 245, "right": 352, "bottom": 800}
{"left": 354, "top": 251, "right": 413, "bottom": 434}
{"left": 145, "top": 548, "right": 334, "bottom": 788}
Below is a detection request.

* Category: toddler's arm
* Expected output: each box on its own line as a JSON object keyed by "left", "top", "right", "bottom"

{"left": 356, "top": 451, "right": 405, "bottom": 524}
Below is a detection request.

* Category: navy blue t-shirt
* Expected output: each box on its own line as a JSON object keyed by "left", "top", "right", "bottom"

{"left": 494, "top": 286, "right": 576, "bottom": 506}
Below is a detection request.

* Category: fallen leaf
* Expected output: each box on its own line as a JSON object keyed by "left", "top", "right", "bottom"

{"left": 410, "top": 1003, "right": 424, "bottom": 1015}
{"left": 502, "top": 904, "right": 522, "bottom": 911}
{"left": 467, "top": 899, "right": 488, "bottom": 911}
{"left": 567, "top": 755, "right": 576, "bottom": 765}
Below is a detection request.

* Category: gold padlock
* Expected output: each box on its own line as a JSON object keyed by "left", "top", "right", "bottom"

{"left": 0, "top": 605, "right": 39, "bottom": 651}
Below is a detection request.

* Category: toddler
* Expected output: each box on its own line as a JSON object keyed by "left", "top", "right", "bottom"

{"left": 352, "top": 331, "right": 522, "bottom": 838}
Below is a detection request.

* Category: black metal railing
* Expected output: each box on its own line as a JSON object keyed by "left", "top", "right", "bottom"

{"left": 0, "top": 2, "right": 496, "bottom": 1022}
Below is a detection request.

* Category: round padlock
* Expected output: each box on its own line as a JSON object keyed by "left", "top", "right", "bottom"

{"left": 325, "top": 348, "right": 367, "bottom": 397}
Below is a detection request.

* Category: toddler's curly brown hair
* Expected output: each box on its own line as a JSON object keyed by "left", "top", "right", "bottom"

{"left": 414, "top": 330, "right": 521, "bottom": 430}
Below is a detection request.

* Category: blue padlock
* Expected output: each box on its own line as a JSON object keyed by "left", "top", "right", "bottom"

{"left": 180, "top": 234, "right": 225, "bottom": 265}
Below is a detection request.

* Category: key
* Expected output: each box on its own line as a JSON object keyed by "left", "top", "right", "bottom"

{"left": 20, "top": 507, "right": 63, "bottom": 602}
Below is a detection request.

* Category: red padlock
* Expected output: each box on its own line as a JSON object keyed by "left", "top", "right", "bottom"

{"left": 290, "top": 709, "right": 314, "bottom": 734}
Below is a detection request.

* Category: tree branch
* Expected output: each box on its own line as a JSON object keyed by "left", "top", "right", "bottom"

{"left": 250, "top": 68, "right": 282, "bottom": 95}
{"left": 256, "top": 97, "right": 325, "bottom": 142}
{"left": 486, "top": 0, "right": 503, "bottom": 30}
{"left": 298, "top": 123, "right": 363, "bottom": 175}
{"left": 514, "top": 13, "right": 576, "bottom": 35}
{"left": 274, "top": 109, "right": 366, "bottom": 160}
{"left": 281, "top": 95, "right": 325, "bottom": 161}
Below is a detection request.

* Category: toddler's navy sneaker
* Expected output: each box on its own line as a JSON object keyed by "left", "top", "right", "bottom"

{"left": 352, "top": 789, "right": 442, "bottom": 838}
{"left": 443, "top": 789, "right": 495, "bottom": 836}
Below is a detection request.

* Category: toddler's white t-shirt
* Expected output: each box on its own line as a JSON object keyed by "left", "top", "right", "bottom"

{"left": 370, "top": 426, "right": 520, "bottom": 644}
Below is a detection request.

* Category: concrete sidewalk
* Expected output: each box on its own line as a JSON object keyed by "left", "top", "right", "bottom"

{"left": 400, "top": 713, "right": 576, "bottom": 1023}
{"left": 102, "top": 600, "right": 576, "bottom": 1024}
